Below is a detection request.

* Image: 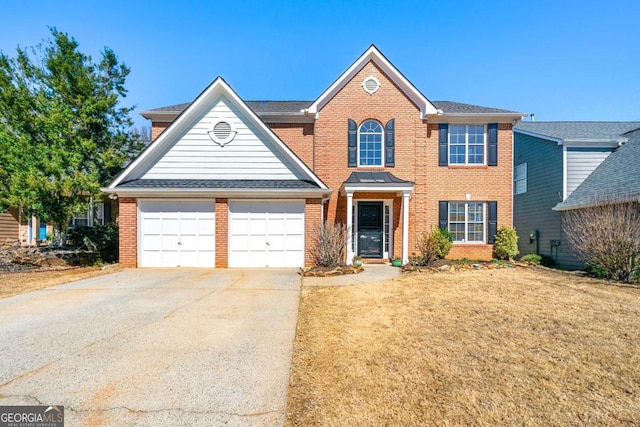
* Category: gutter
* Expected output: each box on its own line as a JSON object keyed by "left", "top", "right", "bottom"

{"left": 102, "top": 187, "right": 332, "bottom": 199}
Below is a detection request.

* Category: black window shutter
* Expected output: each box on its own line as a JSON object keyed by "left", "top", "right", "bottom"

{"left": 438, "top": 124, "right": 448, "bottom": 166}
{"left": 385, "top": 119, "right": 395, "bottom": 167}
{"left": 487, "top": 201, "right": 498, "bottom": 244}
{"left": 348, "top": 119, "right": 357, "bottom": 167}
{"left": 439, "top": 201, "right": 448, "bottom": 230}
{"left": 104, "top": 200, "right": 112, "bottom": 224}
{"left": 488, "top": 123, "right": 498, "bottom": 166}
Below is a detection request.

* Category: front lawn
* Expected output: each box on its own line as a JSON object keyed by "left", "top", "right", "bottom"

{"left": 0, "top": 265, "right": 121, "bottom": 299}
{"left": 286, "top": 267, "right": 640, "bottom": 426}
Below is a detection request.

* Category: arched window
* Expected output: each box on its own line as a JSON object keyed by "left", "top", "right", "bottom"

{"left": 358, "top": 120, "right": 383, "bottom": 166}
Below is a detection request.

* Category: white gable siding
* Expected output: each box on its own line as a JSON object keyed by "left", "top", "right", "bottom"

{"left": 566, "top": 148, "right": 613, "bottom": 197}
{"left": 143, "top": 96, "right": 304, "bottom": 180}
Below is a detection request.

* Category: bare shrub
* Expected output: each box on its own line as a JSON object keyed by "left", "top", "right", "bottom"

{"left": 415, "top": 227, "right": 453, "bottom": 266}
{"left": 563, "top": 197, "right": 640, "bottom": 282}
{"left": 309, "top": 222, "right": 348, "bottom": 267}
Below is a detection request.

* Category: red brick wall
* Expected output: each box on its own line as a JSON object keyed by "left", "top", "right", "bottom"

{"left": 215, "top": 198, "right": 228, "bottom": 268}
{"left": 305, "top": 199, "right": 322, "bottom": 267}
{"left": 118, "top": 198, "right": 137, "bottom": 267}
{"left": 151, "top": 122, "right": 170, "bottom": 141}
{"left": 314, "top": 60, "right": 513, "bottom": 261}
{"left": 267, "top": 123, "right": 315, "bottom": 168}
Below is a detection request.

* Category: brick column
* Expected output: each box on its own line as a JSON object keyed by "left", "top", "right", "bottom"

{"left": 215, "top": 198, "right": 228, "bottom": 268}
{"left": 118, "top": 197, "right": 137, "bottom": 267}
{"left": 305, "top": 199, "right": 322, "bottom": 267}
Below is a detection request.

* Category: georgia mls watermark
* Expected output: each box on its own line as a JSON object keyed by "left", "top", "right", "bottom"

{"left": 0, "top": 406, "right": 64, "bottom": 427}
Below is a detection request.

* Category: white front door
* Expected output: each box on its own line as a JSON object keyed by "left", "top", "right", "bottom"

{"left": 139, "top": 200, "right": 215, "bottom": 267}
{"left": 229, "top": 200, "right": 305, "bottom": 267}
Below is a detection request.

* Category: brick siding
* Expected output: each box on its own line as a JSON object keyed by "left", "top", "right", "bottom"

{"left": 215, "top": 198, "right": 228, "bottom": 268}
{"left": 118, "top": 197, "right": 137, "bottom": 267}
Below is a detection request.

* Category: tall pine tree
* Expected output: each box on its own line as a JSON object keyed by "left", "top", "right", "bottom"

{"left": 0, "top": 28, "right": 142, "bottom": 241}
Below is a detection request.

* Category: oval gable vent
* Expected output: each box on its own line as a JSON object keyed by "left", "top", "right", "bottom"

{"left": 362, "top": 76, "right": 380, "bottom": 94}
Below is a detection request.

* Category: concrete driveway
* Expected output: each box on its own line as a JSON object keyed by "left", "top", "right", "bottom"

{"left": 0, "top": 268, "right": 301, "bottom": 426}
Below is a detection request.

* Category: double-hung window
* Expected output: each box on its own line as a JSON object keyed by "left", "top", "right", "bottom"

{"left": 448, "top": 202, "right": 485, "bottom": 243}
{"left": 358, "top": 120, "right": 383, "bottom": 166}
{"left": 514, "top": 163, "right": 527, "bottom": 195}
{"left": 449, "top": 125, "right": 485, "bottom": 165}
{"left": 72, "top": 203, "right": 105, "bottom": 228}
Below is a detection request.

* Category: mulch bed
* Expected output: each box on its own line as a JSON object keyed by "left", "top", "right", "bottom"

{"left": 299, "top": 264, "right": 365, "bottom": 277}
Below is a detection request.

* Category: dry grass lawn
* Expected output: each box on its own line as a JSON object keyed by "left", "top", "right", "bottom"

{"left": 286, "top": 267, "right": 640, "bottom": 426}
{"left": 0, "top": 265, "right": 121, "bottom": 299}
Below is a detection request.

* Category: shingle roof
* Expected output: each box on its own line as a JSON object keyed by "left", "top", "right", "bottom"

{"left": 117, "top": 179, "right": 320, "bottom": 189}
{"left": 516, "top": 121, "right": 640, "bottom": 141}
{"left": 144, "top": 100, "right": 521, "bottom": 115}
{"left": 432, "top": 101, "right": 521, "bottom": 115}
{"left": 555, "top": 129, "right": 640, "bottom": 210}
{"left": 145, "top": 101, "right": 312, "bottom": 114}
{"left": 344, "top": 172, "right": 414, "bottom": 185}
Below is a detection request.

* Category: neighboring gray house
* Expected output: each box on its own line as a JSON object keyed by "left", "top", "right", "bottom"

{"left": 513, "top": 121, "right": 640, "bottom": 269}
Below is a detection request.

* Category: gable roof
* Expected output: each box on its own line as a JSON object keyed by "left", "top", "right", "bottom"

{"left": 554, "top": 129, "right": 640, "bottom": 210}
{"left": 108, "top": 77, "right": 328, "bottom": 192}
{"left": 515, "top": 121, "right": 640, "bottom": 144}
{"left": 304, "top": 45, "right": 439, "bottom": 120}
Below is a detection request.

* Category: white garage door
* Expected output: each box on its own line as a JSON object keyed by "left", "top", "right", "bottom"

{"left": 229, "top": 201, "right": 305, "bottom": 268}
{"left": 139, "top": 200, "right": 215, "bottom": 267}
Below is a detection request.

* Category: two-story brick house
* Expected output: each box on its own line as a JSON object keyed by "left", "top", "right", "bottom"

{"left": 106, "top": 46, "right": 526, "bottom": 268}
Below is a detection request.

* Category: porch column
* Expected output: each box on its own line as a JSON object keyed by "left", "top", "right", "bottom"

{"left": 402, "top": 191, "right": 410, "bottom": 264}
{"left": 346, "top": 191, "right": 354, "bottom": 264}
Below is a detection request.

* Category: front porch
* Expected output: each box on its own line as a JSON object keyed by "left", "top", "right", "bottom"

{"left": 341, "top": 172, "right": 413, "bottom": 265}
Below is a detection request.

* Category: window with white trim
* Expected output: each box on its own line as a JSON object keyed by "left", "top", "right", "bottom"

{"left": 358, "top": 120, "right": 383, "bottom": 166}
{"left": 448, "top": 202, "right": 485, "bottom": 243}
{"left": 72, "top": 203, "right": 105, "bottom": 228}
{"left": 449, "top": 125, "right": 485, "bottom": 165}
{"left": 514, "top": 163, "right": 527, "bottom": 195}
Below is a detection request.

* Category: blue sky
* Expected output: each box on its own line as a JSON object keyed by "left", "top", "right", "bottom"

{"left": 1, "top": 0, "right": 638, "bottom": 128}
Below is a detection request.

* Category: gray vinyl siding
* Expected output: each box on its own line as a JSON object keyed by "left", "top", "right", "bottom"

{"left": 0, "top": 208, "right": 19, "bottom": 240}
{"left": 513, "top": 134, "right": 583, "bottom": 269}
{"left": 566, "top": 147, "right": 613, "bottom": 197}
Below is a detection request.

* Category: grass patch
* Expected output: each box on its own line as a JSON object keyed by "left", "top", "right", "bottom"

{"left": 286, "top": 268, "right": 640, "bottom": 426}
{"left": 0, "top": 265, "right": 122, "bottom": 299}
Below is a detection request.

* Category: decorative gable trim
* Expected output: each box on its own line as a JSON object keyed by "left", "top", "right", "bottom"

{"left": 108, "top": 77, "right": 328, "bottom": 190}
{"left": 304, "top": 45, "right": 438, "bottom": 120}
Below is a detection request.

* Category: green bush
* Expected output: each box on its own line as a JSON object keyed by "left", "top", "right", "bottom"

{"left": 493, "top": 226, "right": 519, "bottom": 260}
{"left": 415, "top": 227, "right": 453, "bottom": 266}
{"left": 585, "top": 259, "right": 610, "bottom": 279}
{"left": 68, "top": 224, "right": 119, "bottom": 263}
{"left": 521, "top": 254, "right": 542, "bottom": 265}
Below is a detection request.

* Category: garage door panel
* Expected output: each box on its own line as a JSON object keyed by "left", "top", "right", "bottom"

{"left": 268, "top": 219, "right": 285, "bottom": 235}
{"left": 249, "top": 219, "right": 267, "bottom": 235}
{"left": 179, "top": 218, "right": 199, "bottom": 235}
{"left": 198, "top": 219, "right": 215, "bottom": 234}
{"left": 162, "top": 219, "right": 180, "bottom": 235}
{"left": 229, "top": 200, "right": 305, "bottom": 268}
{"left": 139, "top": 200, "right": 215, "bottom": 268}
{"left": 249, "top": 235, "right": 267, "bottom": 251}
{"left": 286, "top": 219, "right": 305, "bottom": 235}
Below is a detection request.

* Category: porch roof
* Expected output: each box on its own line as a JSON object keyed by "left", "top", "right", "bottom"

{"left": 342, "top": 172, "right": 414, "bottom": 194}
